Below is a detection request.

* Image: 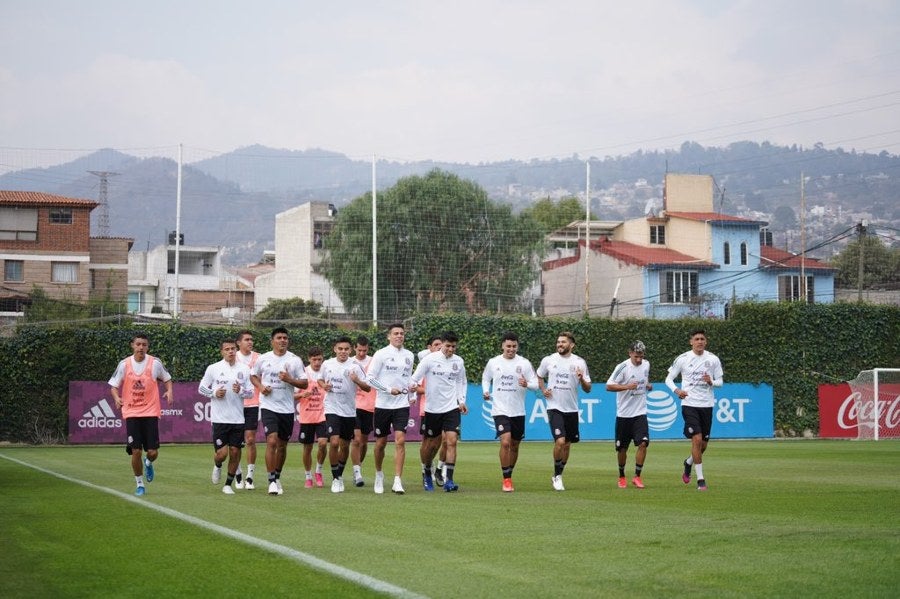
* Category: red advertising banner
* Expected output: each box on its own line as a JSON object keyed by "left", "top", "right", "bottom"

{"left": 818, "top": 382, "right": 900, "bottom": 438}
{"left": 68, "top": 381, "right": 423, "bottom": 444}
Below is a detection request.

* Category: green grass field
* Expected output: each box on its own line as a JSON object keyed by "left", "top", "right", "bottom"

{"left": 1, "top": 440, "right": 898, "bottom": 598}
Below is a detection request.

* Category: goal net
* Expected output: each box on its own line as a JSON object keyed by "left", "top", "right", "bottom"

{"left": 848, "top": 369, "right": 900, "bottom": 440}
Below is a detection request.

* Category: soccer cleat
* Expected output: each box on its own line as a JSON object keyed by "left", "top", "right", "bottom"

{"left": 434, "top": 467, "right": 445, "bottom": 488}
{"left": 268, "top": 481, "right": 279, "bottom": 495}
{"left": 331, "top": 478, "right": 344, "bottom": 493}
{"left": 502, "top": 478, "right": 514, "bottom": 492}
{"left": 618, "top": 476, "right": 627, "bottom": 489}
{"left": 144, "top": 458, "right": 154, "bottom": 483}
{"left": 244, "top": 478, "right": 255, "bottom": 490}
{"left": 443, "top": 479, "right": 459, "bottom": 492}
{"left": 276, "top": 479, "right": 284, "bottom": 495}
{"left": 222, "top": 485, "right": 235, "bottom": 495}
{"left": 697, "top": 479, "right": 708, "bottom": 491}
{"left": 632, "top": 476, "right": 645, "bottom": 489}
{"left": 374, "top": 473, "right": 384, "bottom": 495}
{"left": 305, "top": 478, "right": 314, "bottom": 489}
{"left": 551, "top": 475, "right": 565, "bottom": 491}
{"left": 391, "top": 478, "right": 405, "bottom": 495}
{"left": 315, "top": 472, "right": 324, "bottom": 488}
{"left": 235, "top": 470, "right": 244, "bottom": 489}
{"left": 135, "top": 485, "right": 146, "bottom": 496}
{"left": 423, "top": 470, "right": 434, "bottom": 492}
{"left": 211, "top": 465, "right": 221, "bottom": 484}
{"left": 354, "top": 473, "right": 365, "bottom": 488}
{"left": 682, "top": 460, "right": 691, "bottom": 484}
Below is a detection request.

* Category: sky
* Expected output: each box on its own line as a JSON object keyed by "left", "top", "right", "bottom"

{"left": 1, "top": 0, "right": 899, "bottom": 167}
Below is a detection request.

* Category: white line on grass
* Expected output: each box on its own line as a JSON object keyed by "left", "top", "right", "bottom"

{"left": 0, "top": 453, "right": 427, "bottom": 599}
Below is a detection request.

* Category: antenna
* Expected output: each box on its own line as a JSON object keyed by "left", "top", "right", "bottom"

{"left": 88, "top": 170, "right": 119, "bottom": 237}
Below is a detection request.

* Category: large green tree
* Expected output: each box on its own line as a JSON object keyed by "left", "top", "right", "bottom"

{"left": 830, "top": 234, "right": 899, "bottom": 288}
{"left": 520, "top": 196, "right": 585, "bottom": 233}
{"left": 323, "top": 169, "right": 545, "bottom": 319}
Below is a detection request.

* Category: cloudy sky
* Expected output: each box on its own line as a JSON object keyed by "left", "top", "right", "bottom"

{"left": 1, "top": 0, "right": 899, "bottom": 166}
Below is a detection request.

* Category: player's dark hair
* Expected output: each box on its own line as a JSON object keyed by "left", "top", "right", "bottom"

{"left": 689, "top": 328, "right": 707, "bottom": 339}
{"left": 356, "top": 335, "right": 370, "bottom": 346}
{"left": 501, "top": 331, "right": 519, "bottom": 344}
{"left": 441, "top": 331, "right": 459, "bottom": 343}
{"left": 271, "top": 326, "right": 289, "bottom": 338}
{"left": 333, "top": 336, "right": 352, "bottom": 347}
{"left": 307, "top": 346, "right": 323, "bottom": 358}
{"left": 559, "top": 331, "right": 575, "bottom": 344}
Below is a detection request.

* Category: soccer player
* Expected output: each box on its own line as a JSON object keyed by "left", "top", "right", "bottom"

{"left": 367, "top": 323, "right": 415, "bottom": 495}
{"left": 665, "top": 329, "right": 724, "bottom": 491}
{"left": 250, "top": 326, "right": 308, "bottom": 496}
{"left": 235, "top": 330, "right": 260, "bottom": 489}
{"left": 108, "top": 333, "right": 173, "bottom": 496}
{"left": 295, "top": 347, "right": 327, "bottom": 488}
{"left": 199, "top": 339, "right": 254, "bottom": 494}
{"left": 350, "top": 335, "right": 375, "bottom": 487}
{"left": 481, "top": 331, "right": 539, "bottom": 492}
{"left": 319, "top": 336, "right": 371, "bottom": 493}
{"left": 536, "top": 331, "right": 592, "bottom": 491}
{"left": 416, "top": 335, "right": 445, "bottom": 485}
{"left": 606, "top": 340, "right": 652, "bottom": 489}
{"left": 411, "top": 331, "right": 468, "bottom": 492}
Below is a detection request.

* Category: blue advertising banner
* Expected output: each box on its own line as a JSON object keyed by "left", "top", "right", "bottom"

{"left": 463, "top": 382, "right": 773, "bottom": 441}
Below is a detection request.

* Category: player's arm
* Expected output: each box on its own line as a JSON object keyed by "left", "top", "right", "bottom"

{"left": 481, "top": 361, "right": 492, "bottom": 400}
{"left": 665, "top": 359, "right": 687, "bottom": 398}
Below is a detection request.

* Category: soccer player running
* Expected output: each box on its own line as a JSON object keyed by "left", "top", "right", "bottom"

{"left": 367, "top": 323, "right": 415, "bottom": 495}
{"left": 665, "top": 329, "right": 724, "bottom": 491}
{"left": 411, "top": 331, "right": 468, "bottom": 492}
{"left": 482, "top": 331, "right": 540, "bottom": 492}
{"left": 416, "top": 335, "right": 445, "bottom": 485}
{"left": 250, "top": 326, "right": 308, "bottom": 496}
{"left": 606, "top": 340, "right": 652, "bottom": 489}
{"left": 318, "top": 336, "right": 371, "bottom": 493}
{"left": 108, "top": 333, "right": 173, "bottom": 496}
{"left": 234, "top": 330, "right": 260, "bottom": 489}
{"left": 295, "top": 347, "right": 328, "bottom": 488}
{"left": 350, "top": 335, "right": 375, "bottom": 487}
{"left": 199, "top": 339, "right": 254, "bottom": 494}
{"left": 536, "top": 331, "right": 592, "bottom": 492}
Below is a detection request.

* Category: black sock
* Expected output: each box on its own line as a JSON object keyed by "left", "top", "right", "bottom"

{"left": 337, "top": 461, "right": 346, "bottom": 477}
{"left": 554, "top": 459, "right": 565, "bottom": 476}
{"left": 226, "top": 474, "right": 234, "bottom": 486}
{"left": 331, "top": 464, "right": 341, "bottom": 479}
{"left": 618, "top": 465, "right": 625, "bottom": 477}
{"left": 445, "top": 463, "right": 455, "bottom": 481}
{"left": 268, "top": 471, "right": 277, "bottom": 483}
{"left": 502, "top": 466, "right": 513, "bottom": 479}
{"left": 635, "top": 464, "right": 643, "bottom": 476}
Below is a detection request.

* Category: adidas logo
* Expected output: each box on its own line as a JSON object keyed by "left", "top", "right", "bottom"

{"left": 78, "top": 398, "right": 122, "bottom": 428}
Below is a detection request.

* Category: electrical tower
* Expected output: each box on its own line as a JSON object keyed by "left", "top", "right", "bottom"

{"left": 88, "top": 170, "right": 119, "bottom": 237}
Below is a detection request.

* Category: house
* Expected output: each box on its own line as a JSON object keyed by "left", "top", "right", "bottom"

{"left": 0, "top": 190, "right": 132, "bottom": 314}
{"left": 253, "top": 201, "right": 345, "bottom": 314}
{"left": 541, "top": 174, "right": 835, "bottom": 318}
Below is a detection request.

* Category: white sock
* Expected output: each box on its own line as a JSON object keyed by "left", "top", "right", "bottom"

{"left": 375, "top": 470, "right": 384, "bottom": 479}
{"left": 135, "top": 475, "right": 144, "bottom": 485}
{"left": 437, "top": 460, "right": 445, "bottom": 470}
{"left": 236, "top": 466, "right": 242, "bottom": 476}
{"left": 686, "top": 456, "right": 694, "bottom": 466}
{"left": 315, "top": 463, "right": 323, "bottom": 474}
{"left": 247, "top": 464, "right": 255, "bottom": 478}
{"left": 695, "top": 464, "right": 705, "bottom": 481}
{"left": 353, "top": 465, "right": 362, "bottom": 476}
{"left": 305, "top": 471, "right": 312, "bottom": 479}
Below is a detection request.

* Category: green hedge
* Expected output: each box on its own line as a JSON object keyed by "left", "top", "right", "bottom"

{"left": 1, "top": 302, "right": 897, "bottom": 443}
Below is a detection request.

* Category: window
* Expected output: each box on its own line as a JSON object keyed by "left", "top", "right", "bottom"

{"left": 51, "top": 262, "right": 78, "bottom": 283}
{"left": 660, "top": 270, "right": 698, "bottom": 304}
{"left": 740, "top": 242, "right": 748, "bottom": 265}
{"left": 650, "top": 225, "right": 665, "bottom": 245}
{"left": 313, "top": 221, "right": 333, "bottom": 249}
{"left": 723, "top": 242, "right": 731, "bottom": 265}
{"left": 4, "top": 260, "right": 23, "bottom": 282}
{"left": 759, "top": 228, "right": 773, "bottom": 247}
{"left": 778, "top": 275, "right": 814, "bottom": 303}
{"left": 49, "top": 208, "right": 73, "bottom": 224}
{"left": 0, "top": 207, "right": 38, "bottom": 241}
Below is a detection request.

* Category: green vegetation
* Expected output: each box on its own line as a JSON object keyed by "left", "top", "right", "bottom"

{"left": 2, "top": 441, "right": 898, "bottom": 598}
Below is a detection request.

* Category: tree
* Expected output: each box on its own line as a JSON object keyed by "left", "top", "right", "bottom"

{"left": 520, "top": 196, "right": 585, "bottom": 233}
{"left": 771, "top": 205, "right": 797, "bottom": 230}
{"left": 830, "top": 235, "right": 900, "bottom": 289}
{"left": 256, "top": 297, "right": 324, "bottom": 320}
{"left": 322, "top": 169, "right": 545, "bottom": 319}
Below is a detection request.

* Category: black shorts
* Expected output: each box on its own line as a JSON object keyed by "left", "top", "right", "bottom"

{"left": 213, "top": 422, "right": 245, "bottom": 449}
{"left": 682, "top": 406, "right": 713, "bottom": 440}
{"left": 493, "top": 415, "right": 525, "bottom": 441}
{"left": 298, "top": 421, "right": 327, "bottom": 444}
{"left": 548, "top": 409, "right": 580, "bottom": 443}
{"left": 373, "top": 407, "right": 410, "bottom": 438}
{"left": 327, "top": 414, "right": 357, "bottom": 441}
{"left": 421, "top": 409, "right": 461, "bottom": 438}
{"left": 243, "top": 406, "right": 260, "bottom": 431}
{"left": 355, "top": 408, "right": 374, "bottom": 436}
{"left": 261, "top": 408, "right": 295, "bottom": 442}
{"left": 126, "top": 416, "right": 160, "bottom": 452}
{"left": 615, "top": 415, "right": 650, "bottom": 451}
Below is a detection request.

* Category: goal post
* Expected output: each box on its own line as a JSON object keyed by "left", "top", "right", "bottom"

{"left": 848, "top": 369, "right": 900, "bottom": 440}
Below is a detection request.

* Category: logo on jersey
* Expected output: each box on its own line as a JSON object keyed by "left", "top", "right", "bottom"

{"left": 78, "top": 398, "right": 122, "bottom": 429}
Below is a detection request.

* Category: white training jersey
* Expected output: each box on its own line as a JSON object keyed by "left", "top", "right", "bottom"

{"left": 411, "top": 351, "right": 467, "bottom": 414}
{"left": 198, "top": 359, "right": 253, "bottom": 424}
{"left": 367, "top": 345, "right": 415, "bottom": 409}
{"left": 536, "top": 353, "right": 591, "bottom": 413}
{"left": 607, "top": 358, "right": 651, "bottom": 418}
{"left": 321, "top": 357, "right": 367, "bottom": 417}
{"left": 251, "top": 350, "right": 307, "bottom": 414}
{"left": 666, "top": 350, "right": 723, "bottom": 408}
{"left": 481, "top": 354, "right": 539, "bottom": 417}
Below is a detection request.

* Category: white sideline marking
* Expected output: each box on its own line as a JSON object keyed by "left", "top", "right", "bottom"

{"left": 0, "top": 453, "right": 427, "bottom": 599}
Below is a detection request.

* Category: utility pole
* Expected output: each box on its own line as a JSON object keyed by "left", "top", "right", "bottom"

{"left": 856, "top": 220, "right": 867, "bottom": 302}
{"left": 800, "top": 173, "right": 806, "bottom": 302}
{"left": 87, "top": 170, "right": 119, "bottom": 237}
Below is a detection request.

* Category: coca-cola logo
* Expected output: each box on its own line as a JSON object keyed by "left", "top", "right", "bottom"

{"left": 835, "top": 392, "right": 900, "bottom": 430}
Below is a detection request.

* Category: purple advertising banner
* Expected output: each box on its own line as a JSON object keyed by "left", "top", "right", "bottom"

{"left": 68, "top": 381, "right": 423, "bottom": 444}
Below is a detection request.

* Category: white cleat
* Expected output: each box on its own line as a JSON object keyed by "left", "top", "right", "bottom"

{"left": 551, "top": 475, "right": 565, "bottom": 491}
{"left": 244, "top": 479, "right": 255, "bottom": 490}
{"left": 391, "top": 477, "right": 405, "bottom": 495}
{"left": 268, "top": 481, "right": 279, "bottom": 496}
{"left": 211, "top": 465, "right": 221, "bottom": 484}
{"left": 374, "top": 473, "right": 384, "bottom": 495}
{"left": 276, "top": 479, "right": 284, "bottom": 495}
{"left": 331, "top": 478, "right": 344, "bottom": 493}
{"left": 222, "top": 485, "right": 235, "bottom": 495}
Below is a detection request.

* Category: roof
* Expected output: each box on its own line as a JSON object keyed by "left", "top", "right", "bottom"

{"left": 544, "top": 239, "right": 718, "bottom": 271}
{"left": 0, "top": 190, "right": 98, "bottom": 208}
{"left": 665, "top": 211, "right": 767, "bottom": 226}
{"left": 759, "top": 245, "right": 835, "bottom": 272}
